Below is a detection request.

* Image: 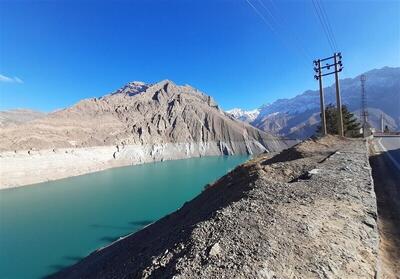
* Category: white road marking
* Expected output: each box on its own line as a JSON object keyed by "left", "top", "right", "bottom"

{"left": 377, "top": 138, "right": 400, "bottom": 172}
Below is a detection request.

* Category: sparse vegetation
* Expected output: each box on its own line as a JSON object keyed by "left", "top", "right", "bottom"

{"left": 317, "top": 104, "right": 361, "bottom": 137}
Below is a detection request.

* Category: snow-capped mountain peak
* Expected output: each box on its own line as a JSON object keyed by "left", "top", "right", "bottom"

{"left": 226, "top": 108, "right": 260, "bottom": 123}
{"left": 227, "top": 67, "right": 399, "bottom": 139}
{"left": 112, "top": 81, "right": 151, "bottom": 96}
{"left": 252, "top": 66, "right": 400, "bottom": 139}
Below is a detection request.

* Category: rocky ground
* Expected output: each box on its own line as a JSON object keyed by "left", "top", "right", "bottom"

{"left": 51, "top": 136, "right": 379, "bottom": 279}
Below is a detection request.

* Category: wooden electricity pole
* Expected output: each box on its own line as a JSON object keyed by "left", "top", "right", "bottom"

{"left": 314, "top": 53, "right": 344, "bottom": 136}
{"left": 315, "top": 60, "right": 327, "bottom": 135}
{"left": 334, "top": 53, "right": 344, "bottom": 136}
{"left": 360, "top": 74, "right": 369, "bottom": 137}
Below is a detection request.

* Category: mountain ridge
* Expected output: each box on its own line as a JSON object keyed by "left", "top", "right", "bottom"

{"left": 229, "top": 66, "right": 400, "bottom": 139}
{"left": 0, "top": 108, "right": 46, "bottom": 127}
{"left": 226, "top": 108, "right": 260, "bottom": 123}
{"left": 0, "top": 79, "right": 287, "bottom": 188}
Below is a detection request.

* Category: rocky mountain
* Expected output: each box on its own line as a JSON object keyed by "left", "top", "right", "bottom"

{"left": 0, "top": 80, "right": 283, "bottom": 153}
{"left": 232, "top": 67, "right": 400, "bottom": 139}
{"left": 0, "top": 80, "right": 287, "bottom": 188}
{"left": 0, "top": 109, "right": 46, "bottom": 127}
{"left": 226, "top": 108, "right": 260, "bottom": 123}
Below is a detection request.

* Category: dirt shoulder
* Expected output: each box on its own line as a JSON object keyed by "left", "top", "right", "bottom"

{"left": 50, "top": 136, "right": 379, "bottom": 279}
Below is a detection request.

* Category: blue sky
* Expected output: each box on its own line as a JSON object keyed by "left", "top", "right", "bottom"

{"left": 0, "top": 0, "right": 399, "bottom": 112}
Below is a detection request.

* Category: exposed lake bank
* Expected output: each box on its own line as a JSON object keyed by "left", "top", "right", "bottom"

{"left": 0, "top": 140, "right": 286, "bottom": 189}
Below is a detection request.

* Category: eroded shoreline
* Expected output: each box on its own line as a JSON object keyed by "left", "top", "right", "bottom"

{"left": 0, "top": 140, "right": 287, "bottom": 189}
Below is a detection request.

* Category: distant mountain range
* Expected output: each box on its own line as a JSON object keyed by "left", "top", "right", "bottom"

{"left": 0, "top": 109, "right": 46, "bottom": 127}
{"left": 228, "top": 67, "right": 400, "bottom": 139}
{"left": 2, "top": 66, "right": 398, "bottom": 145}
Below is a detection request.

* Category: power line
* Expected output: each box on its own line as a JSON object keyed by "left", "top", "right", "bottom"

{"left": 245, "top": 0, "right": 275, "bottom": 32}
{"left": 244, "top": 0, "right": 311, "bottom": 66}
{"left": 315, "top": 0, "right": 338, "bottom": 51}
{"left": 311, "top": 0, "right": 335, "bottom": 52}
{"left": 244, "top": 0, "right": 294, "bottom": 54}
{"left": 266, "top": 0, "right": 313, "bottom": 61}
{"left": 256, "top": 0, "right": 306, "bottom": 56}
{"left": 316, "top": 0, "right": 339, "bottom": 51}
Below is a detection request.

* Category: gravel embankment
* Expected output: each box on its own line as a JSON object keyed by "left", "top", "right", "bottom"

{"left": 51, "top": 136, "right": 378, "bottom": 279}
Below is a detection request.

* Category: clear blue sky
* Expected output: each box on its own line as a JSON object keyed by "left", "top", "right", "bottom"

{"left": 0, "top": 0, "right": 399, "bottom": 112}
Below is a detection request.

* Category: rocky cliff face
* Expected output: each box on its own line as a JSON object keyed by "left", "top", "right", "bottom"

{"left": 0, "top": 80, "right": 287, "bottom": 188}
{"left": 0, "top": 80, "right": 282, "bottom": 152}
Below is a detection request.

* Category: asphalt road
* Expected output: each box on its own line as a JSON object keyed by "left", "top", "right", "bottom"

{"left": 376, "top": 136, "right": 400, "bottom": 172}
{"left": 370, "top": 135, "right": 400, "bottom": 277}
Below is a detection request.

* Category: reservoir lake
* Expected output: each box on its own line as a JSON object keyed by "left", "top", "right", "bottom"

{"left": 0, "top": 155, "right": 249, "bottom": 279}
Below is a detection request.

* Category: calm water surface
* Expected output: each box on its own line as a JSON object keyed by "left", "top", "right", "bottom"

{"left": 0, "top": 155, "right": 249, "bottom": 279}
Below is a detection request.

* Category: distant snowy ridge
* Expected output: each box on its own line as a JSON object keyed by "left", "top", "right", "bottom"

{"left": 230, "top": 66, "right": 400, "bottom": 139}
{"left": 111, "top": 81, "right": 150, "bottom": 96}
{"left": 256, "top": 66, "right": 399, "bottom": 120}
{"left": 226, "top": 108, "right": 260, "bottom": 123}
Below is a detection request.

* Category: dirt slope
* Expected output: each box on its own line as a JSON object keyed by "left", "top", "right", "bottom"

{"left": 50, "top": 136, "right": 378, "bottom": 279}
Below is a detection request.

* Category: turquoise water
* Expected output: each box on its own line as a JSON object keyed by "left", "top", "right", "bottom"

{"left": 0, "top": 155, "right": 248, "bottom": 279}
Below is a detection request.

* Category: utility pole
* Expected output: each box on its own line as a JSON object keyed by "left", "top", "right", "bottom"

{"left": 314, "top": 60, "right": 327, "bottom": 135}
{"left": 381, "top": 113, "right": 384, "bottom": 133}
{"left": 313, "top": 53, "right": 344, "bottom": 136}
{"left": 360, "top": 74, "right": 369, "bottom": 137}
{"left": 334, "top": 53, "right": 344, "bottom": 137}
